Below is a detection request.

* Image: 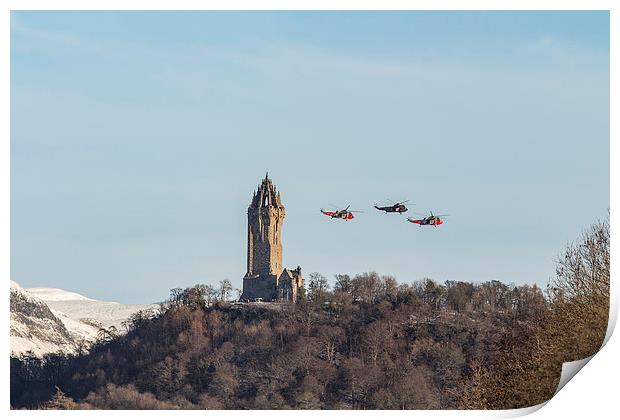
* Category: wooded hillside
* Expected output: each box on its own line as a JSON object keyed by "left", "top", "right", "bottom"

{"left": 10, "top": 218, "right": 609, "bottom": 410}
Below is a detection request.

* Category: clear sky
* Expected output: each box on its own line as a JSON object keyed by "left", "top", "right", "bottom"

{"left": 11, "top": 11, "right": 609, "bottom": 303}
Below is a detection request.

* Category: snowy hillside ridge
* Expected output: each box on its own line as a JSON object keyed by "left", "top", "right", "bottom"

{"left": 26, "top": 287, "right": 95, "bottom": 302}
{"left": 27, "top": 286, "right": 158, "bottom": 329}
{"left": 10, "top": 280, "right": 45, "bottom": 307}
{"left": 10, "top": 281, "right": 78, "bottom": 357}
{"left": 10, "top": 280, "right": 158, "bottom": 358}
{"left": 10, "top": 280, "right": 65, "bottom": 328}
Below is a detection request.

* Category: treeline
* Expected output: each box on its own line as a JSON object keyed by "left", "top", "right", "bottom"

{"left": 10, "top": 218, "right": 609, "bottom": 410}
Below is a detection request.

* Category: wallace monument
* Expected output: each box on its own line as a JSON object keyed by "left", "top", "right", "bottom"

{"left": 240, "top": 174, "right": 304, "bottom": 302}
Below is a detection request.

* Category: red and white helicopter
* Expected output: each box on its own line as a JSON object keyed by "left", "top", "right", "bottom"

{"left": 320, "top": 205, "right": 363, "bottom": 221}
{"left": 407, "top": 211, "right": 450, "bottom": 227}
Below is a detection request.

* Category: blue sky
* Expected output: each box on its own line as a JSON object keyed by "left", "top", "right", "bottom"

{"left": 11, "top": 11, "right": 609, "bottom": 303}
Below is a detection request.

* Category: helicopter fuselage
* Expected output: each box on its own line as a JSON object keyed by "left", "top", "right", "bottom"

{"left": 375, "top": 204, "right": 408, "bottom": 213}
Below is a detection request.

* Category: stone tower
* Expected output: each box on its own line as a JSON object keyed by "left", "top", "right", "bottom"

{"left": 245, "top": 173, "right": 285, "bottom": 278}
{"left": 241, "top": 173, "right": 303, "bottom": 302}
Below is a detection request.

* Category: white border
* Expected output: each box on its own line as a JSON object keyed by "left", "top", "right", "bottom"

{"left": 0, "top": 0, "right": 616, "bottom": 11}
{"left": 2, "top": 1, "right": 616, "bottom": 419}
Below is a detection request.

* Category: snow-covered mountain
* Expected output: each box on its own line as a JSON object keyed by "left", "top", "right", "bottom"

{"left": 10, "top": 280, "right": 157, "bottom": 357}
{"left": 10, "top": 280, "right": 78, "bottom": 357}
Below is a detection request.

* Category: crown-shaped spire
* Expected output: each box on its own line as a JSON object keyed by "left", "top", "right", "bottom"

{"left": 249, "top": 172, "right": 283, "bottom": 209}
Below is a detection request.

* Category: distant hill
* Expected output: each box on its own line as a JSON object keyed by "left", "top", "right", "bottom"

{"left": 10, "top": 280, "right": 78, "bottom": 357}
{"left": 10, "top": 280, "right": 157, "bottom": 357}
